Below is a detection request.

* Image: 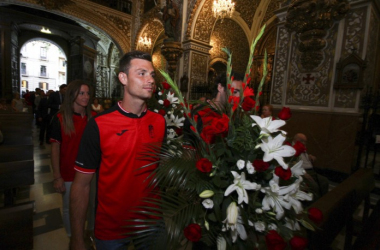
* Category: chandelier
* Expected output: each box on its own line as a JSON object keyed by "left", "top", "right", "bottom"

{"left": 139, "top": 35, "right": 152, "bottom": 48}
{"left": 212, "top": 0, "right": 235, "bottom": 20}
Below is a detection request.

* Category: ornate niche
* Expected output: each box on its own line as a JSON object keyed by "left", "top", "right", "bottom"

{"left": 334, "top": 52, "right": 366, "bottom": 89}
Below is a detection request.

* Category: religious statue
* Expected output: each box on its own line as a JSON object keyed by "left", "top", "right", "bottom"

{"left": 162, "top": 0, "right": 179, "bottom": 40}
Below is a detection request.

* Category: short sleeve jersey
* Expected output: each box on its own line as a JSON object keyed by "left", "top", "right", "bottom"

{"left": 50, "top": 112, "right": 95, "bottom": 181}
{"left": 75, "top": 103, "right": 166, "bottom": 240}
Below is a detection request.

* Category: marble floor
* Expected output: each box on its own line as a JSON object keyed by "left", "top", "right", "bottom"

{"left": 2, "top": 123, "right": 380, "bottom": 250}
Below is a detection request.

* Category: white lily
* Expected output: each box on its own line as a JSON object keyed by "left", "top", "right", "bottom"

{"left": 222, "top": 203, "right": 248, "bottom": 243}
{"left": 291, "top": 160, "right": 305, "bottom": 177}
{"left": 166, "top": 91, "right": 179, "bottom": 104}
{"left": 285, "top": 217, "right": 301, "bottom": 231}
{"left": 169, "top": 114, "right": 185, "bottom": 128}
{"left": 224, "top": 171, "right": 260, "bottom": 204}
{"left": 250, "top": 115, "right": 286, "bottom": 135}
{"left": 286, "top": 178, "right": 313, "bottom": 214}
{"left": 260, "top": 134, "right": 296, "bottom": 169}
{"left": 261, "top": 176, "right": 293, "bottom": 220}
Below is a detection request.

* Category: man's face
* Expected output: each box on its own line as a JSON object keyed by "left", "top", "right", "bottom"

{"left": 262, "top": 106, "right": 272, "bottom": 118}
{"left": 120, "top": 58, "right": 156, "bottom": 101}
{"left": 231, "top": 80, "right": 243, "bottom": 97}
{"left": 60, "top": 87, "right": 67, "bottom": 95}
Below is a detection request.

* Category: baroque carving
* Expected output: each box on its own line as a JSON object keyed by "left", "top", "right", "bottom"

{"left": 94, "top": 10, "right": 131, "bottom": 38}
{"left": 235, "top": 0, "right": 258, "bottom": 29}
{"left": 286, "top": 23, "right": 338, "bottom": 106}
{"left": 285, "top": 0, "right": 350, "bottom": 71}
{"left": 209, "top": 18, "right": 249, "bottom": 74}
{"left": 194, "top": 0, "right": 217, "bottom": 42}
{"left": 161, "top": 41, "right": 183, "bottom": 75}
{"left": 152, "top": 46, "right": 166, "bottom": 85}
{"left": 341, "top": 7, "right": 367, "bottom": 59}
{"left": 37, "top": 0, "right": 74, "bottom": 10}
{"left": 365, "top": 9, "right": 379, "bottom": 89}
{"left": 191, "top": 53, "right": 208, "bottom": 85}
{"left": 262, "top": 0, "right": 280, "bottom": 25}
{"left": 186, "top": 0, "right": 204, "bottom": 39}
{"left": 271, "top": 25, "right": 289, "bottom": 104}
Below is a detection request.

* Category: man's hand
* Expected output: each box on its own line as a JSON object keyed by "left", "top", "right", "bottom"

{"left": 309, "top": 154, "right": 316, "bottom": 162}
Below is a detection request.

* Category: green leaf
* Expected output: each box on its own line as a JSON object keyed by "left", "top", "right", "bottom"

{"left": 299, "top": 219, "right": 316, "bottom": 231}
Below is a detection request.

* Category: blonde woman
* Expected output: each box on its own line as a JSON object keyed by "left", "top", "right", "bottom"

{"left": 50, "top": 80, "right": 96, "bottom": 237}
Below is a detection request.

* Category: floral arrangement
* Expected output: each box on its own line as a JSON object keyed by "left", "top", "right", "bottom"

{"left": 149, "top": 80, "right": 185, "bottom": 139}
{"left": 131, "top": 26, "right": 323, "bottom": 250}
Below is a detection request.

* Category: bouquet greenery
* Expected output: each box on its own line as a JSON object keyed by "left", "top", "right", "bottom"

{"left": 130, "top": 25, "right": 322, "bottom": 250}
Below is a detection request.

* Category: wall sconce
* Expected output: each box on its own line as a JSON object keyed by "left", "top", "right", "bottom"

{"left": 139, "top": 35, "right": 152, "bottom": 48}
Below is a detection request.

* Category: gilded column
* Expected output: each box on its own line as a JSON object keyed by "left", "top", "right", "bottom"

{"left": 182, "top": 40, "right": 212, "bottom": 100}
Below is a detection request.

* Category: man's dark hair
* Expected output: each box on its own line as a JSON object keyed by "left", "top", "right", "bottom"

{"left": 59, "top": 84, "right": 67, "bottom": 90}
{"left": 210, "top": 71, "right": 244, "bottom": 98}
{"left": 119, "top": 51, "right": 152, "bottom": 74}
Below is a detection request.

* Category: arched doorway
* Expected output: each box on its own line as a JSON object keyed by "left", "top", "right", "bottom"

{"left": 20, "top": 39, "right": 67, "bottom": 95}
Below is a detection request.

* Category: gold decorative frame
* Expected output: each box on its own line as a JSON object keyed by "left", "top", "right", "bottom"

{"left": 334, "top": 53, "right": 366, "bottom": 89}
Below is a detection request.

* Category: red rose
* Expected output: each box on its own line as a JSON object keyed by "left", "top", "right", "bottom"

{"left": 184, "top": 223, "right": 202, "bottom": 242}
{"left": 253, "top": 159, "right": 270, "bottom": 172}
{"left": 211, "top": 114, "right": 229, "bottom": 134}
{"left": 308, "top": 207, "right": 323, "bottom": 225}
{"left": 293, "top": 141, "right": 306, "bottom": 157}
{"left": 158, "top": 109, "right": 166, "bottom": 116}
{"left": 284, "top": 141, "right": 292, "bottom": 146}
{"left": 242, "top": 97, "right": 256, "bottom": 111}
{"left": 200, "top": 113, "right": 229, "bottom": 144}
{"left": 200, "top": 126, "right": 216, "bottom": 144}
{"left": 266, "top": 230, "right": 286, "bottom": 250}
{"left": 290, "top": 236, "right": 308, "bottom": 250}
{"left": 275, "top": 166, "right": 292, "bottom": 180}
{"left": 162, "top": 81, "right": 171, "bottom": 90}
{"left": 278, "top": 107, "right": 292, "bottom": 120}
{"left": 196, "top": 158, "right": 213, "bottom": 173}
{"left": 163, "top": 99, "right": 170, "bottom": 107}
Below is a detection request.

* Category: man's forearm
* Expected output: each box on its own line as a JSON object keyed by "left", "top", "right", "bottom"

{"left": 70, "top": 179, "right": 90, "bottom": 249}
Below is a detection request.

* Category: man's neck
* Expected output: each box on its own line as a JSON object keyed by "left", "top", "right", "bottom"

{"left": 120, "top": 99, "right": 146, "bottom": 117}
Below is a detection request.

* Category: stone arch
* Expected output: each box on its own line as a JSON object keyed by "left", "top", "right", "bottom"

{"left": 9, "top": 0, "right": 132, "bottom": 53}
{"left": 135, "top": 18, "right": 165, "bottom": 54}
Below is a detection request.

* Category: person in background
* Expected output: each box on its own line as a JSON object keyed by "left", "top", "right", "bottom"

{"left": 11, "top": 92, "right": 24, "bottom": 112}
{"left": 50, "top": 80, "right": 95, "bottom": 239}
{"left": 47, "top": 84, "right": 67, "bottom": 144}
{"left": 34, "top": 88, "right": 42, "bottom": 126}
{"left": 36, "top": 90, "right": 49, "bottom": 145}
{"left": 70, "top": 51, "right": 166, "bottom": 250}
{"left": 293, "top": 133, "right": 330, "bottom": 200}
{"left": 91, "top": 98, "right": 103, "bottom": 114}
{"left": 48, "top": 84, "right": 67, "bottom": 117}
{"left": 261, "top": 104, "right": 273, "bottom": 118}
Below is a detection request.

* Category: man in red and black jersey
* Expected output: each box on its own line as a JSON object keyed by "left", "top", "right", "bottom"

{"left": 70, "top": 51, "right": 166, "bottom": 250}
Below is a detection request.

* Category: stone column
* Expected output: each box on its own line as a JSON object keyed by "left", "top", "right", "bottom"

{"left": 161, "top": 41, "right": 183, "bottom": 78}
{"left": 0, "top": 19, "right": 19, "bottom": 100}
{"left": 181, "top": 40, "right": 212, "bottom": 100}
